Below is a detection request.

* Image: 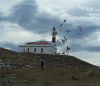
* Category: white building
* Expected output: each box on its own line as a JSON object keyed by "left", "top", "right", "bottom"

{"left": 19, "top": 27, "right": 58, "bottom": 54}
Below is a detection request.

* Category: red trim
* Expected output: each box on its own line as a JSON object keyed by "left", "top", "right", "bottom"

{"left": 27, "top": 41, "right": 51, "bottom": 45}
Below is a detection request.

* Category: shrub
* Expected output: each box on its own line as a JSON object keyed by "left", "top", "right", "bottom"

{"left": 86, "top": 69, "right": 95, "bottom": 77}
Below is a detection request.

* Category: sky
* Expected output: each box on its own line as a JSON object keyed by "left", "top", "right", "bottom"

{"left": 0, "top": 0, "right": 100, "bottom": 66}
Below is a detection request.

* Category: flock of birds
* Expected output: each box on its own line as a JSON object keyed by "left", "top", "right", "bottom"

{"left": 54, "top": 19, "right": 85, "bottom": 55}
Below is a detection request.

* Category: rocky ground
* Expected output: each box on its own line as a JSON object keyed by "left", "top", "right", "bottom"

{"left": 0, "top": 48, "right": 100, "bottom": 86}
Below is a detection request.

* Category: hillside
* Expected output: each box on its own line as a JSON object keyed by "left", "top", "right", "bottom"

{"left": 0, "top": 48, "right": 100, "bottom": 86}
{"left": 0, "top": 47, "right": 96, "bottom": 67}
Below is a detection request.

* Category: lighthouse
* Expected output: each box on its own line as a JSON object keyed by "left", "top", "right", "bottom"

{"left": 19, "top": 27, "right": 57, "bottom": 54}
{"left": 52, "top": 27, "right": 57, "bottom": 46}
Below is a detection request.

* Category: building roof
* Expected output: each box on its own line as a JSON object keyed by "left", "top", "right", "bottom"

{"left": 19, "top": 40, "right": 57, "bottom": 48}
{"left": 26, "top": 40, "right": 52, "bottom": 45}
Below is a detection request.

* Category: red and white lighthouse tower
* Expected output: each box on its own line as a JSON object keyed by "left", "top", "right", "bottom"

{"left": 52, "top": 27, "right": 57, "bottom": 46}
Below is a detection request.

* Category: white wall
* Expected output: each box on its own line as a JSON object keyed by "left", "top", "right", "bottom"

{"left": 19, "top": 46, "right": 57, "bottom": 54}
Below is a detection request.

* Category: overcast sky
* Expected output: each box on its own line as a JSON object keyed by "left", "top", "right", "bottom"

{"left": 0, "top": 0, "right": 100, "bottom": 66}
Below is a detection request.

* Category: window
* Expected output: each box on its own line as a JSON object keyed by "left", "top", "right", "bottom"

{"left": 41, "top": 48, "right": 43, "bottom": 53}
{"left": 28, "top": 48, "right": 29, "bottom": 52}
{"left": 34, "top": 48, "right": 36, "bottom": 52}
{"left": 23, "top": 49, "right": 25, "bottom": 52}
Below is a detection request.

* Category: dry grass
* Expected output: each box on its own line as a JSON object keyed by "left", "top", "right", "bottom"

{"left": 0, "top": 48, "right": 100, "bottom": 86}
{"left": 8, "top": 67, "right": 100, "bottom": 86}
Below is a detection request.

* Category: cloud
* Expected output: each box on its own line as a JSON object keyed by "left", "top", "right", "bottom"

{"left": 0, "top": 21, "right": 52, "bottom": 50}
{"left": 9, "top": 0, "right": 37, "bottom": 27}
{"left": 73, "top": 51, "right": 100, "bottom": 66}
{"left": 7, "top": 0, "right": 100, "bottom": 35}
{"left": 0, "top": 0, "right": 23, "bottom": 15}
{"left": 5, "top": 0, "right": 100, "bottom": 53}
{"left": 71, "top": 29, "right": 100, "bottom": 52}
{"left": 36, "top": 0, "right": 90, "bottom": 11}
{"left": 0, "top": 10, "right": 5, "bottom": 20}
{"left": 68, "top": 7, "right": 89, "bottom": 17}
{"left": 7, "top": 0, "right": 61, "bottom": 34}
{"left": 0, "top": 42, "right": 18, "bottom": 51}
{"left": 86, "top": 0, "right": 100, "bottom": 11}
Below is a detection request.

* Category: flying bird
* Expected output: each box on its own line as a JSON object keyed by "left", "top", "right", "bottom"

{"left": 66, "top": 45, "right": 71, "bottom": 55}
{"left": 66, "top": 46, "right": 70, "bottom": 51}
{"left": 60, "top": 24, "right": 63, "bottom": 27}
{"left": 64, "top": 19, "right": 66, "bottom": 23}
{"left": 62, "top": 39, "right": 65, "bottom": 43}
{"left": 59, "top": 19, "right": 67, "bottom": 28}
{"left": 66, "top": 29, "right": 71, "bottom": 34}
{"left": 64, "top": 36, "right": 67, "bottom": 41}
{"left": 77, "top": 26, "right": 84, "bottom": 31}
{"left": 77, "top": 26, "right": 84, "bottom": 36}
{"left": 77, "top": 26, "right": 82, "bottom": 27}
{"left": 57, "top": 40, "right": 61, "bottom": 44}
